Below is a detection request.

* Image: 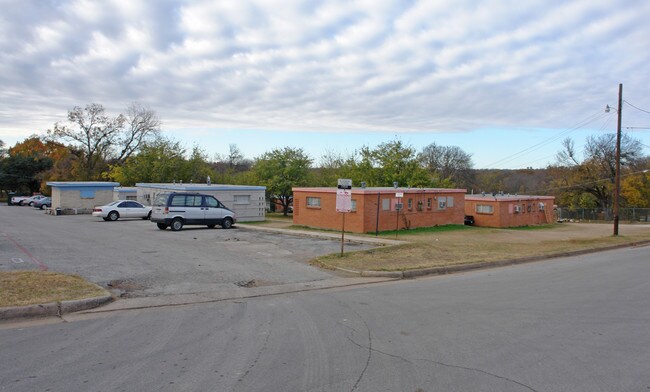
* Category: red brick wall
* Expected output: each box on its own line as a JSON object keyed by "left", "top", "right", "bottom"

{"left": 465, "top": 197, "right": 554, "bottom": 228}
{"left": 293, "top": 189, "right": 465, "bottom": 233}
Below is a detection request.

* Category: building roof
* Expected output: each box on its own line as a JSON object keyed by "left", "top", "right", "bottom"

{"left": 136, "top": 183, "right": 266, "bottom": 191}
{"left": 293, "top": 187, "right": 466, "bottom": 194}
{"left": 465, "top": 194, "right": 555, "bottom": 202}
{"left": 47, "top": 182, "right": 120, "bottom": 188}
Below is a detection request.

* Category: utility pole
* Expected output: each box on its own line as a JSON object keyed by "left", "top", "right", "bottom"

{"left": 614, "top": 83, "right": 623, "bottom": 236}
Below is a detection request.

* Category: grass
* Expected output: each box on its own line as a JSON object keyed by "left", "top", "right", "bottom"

{"left": 375, "top": 224, "right": 473, "bottom": 236}
{"left": 313, "top": 223, "right": 650, "bottom": 272}
{"left": 0, "top": 271, "right": 108, "bottom": 307}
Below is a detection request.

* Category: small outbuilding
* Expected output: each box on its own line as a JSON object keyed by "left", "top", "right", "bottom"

{"left": 135, "top": 183, "right": 266, "bottom": 222}
{"left": 464, "top": 194, "right": 555, "bottom": 228}
{"left": 47, "top": 182, "right": 120, "bottom": 214}
{"left": 292, "top": 187, "right": 466, "bottom": 233}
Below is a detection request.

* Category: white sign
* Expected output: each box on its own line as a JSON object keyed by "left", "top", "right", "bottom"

{"left": 395, "top": 192, "right": 404, "bottom": 198}
{"left": 337, "top": 178, "right": 352, "bottom": 189}
{"left": 336, "top": 189, "right": 352, "bottom": 212}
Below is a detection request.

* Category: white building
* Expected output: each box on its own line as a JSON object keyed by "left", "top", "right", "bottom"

{"left": 136, "top": 183, "right": 266, "bottom": 222}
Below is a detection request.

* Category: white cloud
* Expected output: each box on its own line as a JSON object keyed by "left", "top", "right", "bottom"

{"left": 1, "top": 0, "right": 649, "bottom": 165}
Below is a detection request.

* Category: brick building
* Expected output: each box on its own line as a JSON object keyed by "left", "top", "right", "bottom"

{"left": 292, "top": 187, "right": 466, "bottom": 233}
{"left": 464, "top": 194, "right": 555, "bottom": 228}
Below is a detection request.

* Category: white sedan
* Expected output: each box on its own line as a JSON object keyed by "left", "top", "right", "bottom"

{"left": 92, "top": 200, "right": 152, "bottom": 221}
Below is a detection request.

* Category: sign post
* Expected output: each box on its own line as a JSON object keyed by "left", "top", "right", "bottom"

{"left": 337, "top": 179, "right": 352, "bottom": 256}
{"left": 395, "top": 192, "right": 403, "bottom": 239}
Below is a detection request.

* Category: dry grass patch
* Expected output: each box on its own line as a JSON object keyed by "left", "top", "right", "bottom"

{"left": 0, "top": 271, "right": 108, "bottom": 307}
{"left": 313, "top": 223, "right": 650, "bottom": 272}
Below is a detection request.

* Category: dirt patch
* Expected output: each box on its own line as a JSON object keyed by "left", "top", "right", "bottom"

{"left": 104, "top": 279, "right": 149, "bottom": 297}
{"left": 234, "top": 279, "right": 277, "bottom": 288}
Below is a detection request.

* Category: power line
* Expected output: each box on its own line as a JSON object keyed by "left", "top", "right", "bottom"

{"left": 484, "top": 111, "right": 609, "bottom": 168}
{"left": 624, "top": 100, "right": 650, "bottom": 115}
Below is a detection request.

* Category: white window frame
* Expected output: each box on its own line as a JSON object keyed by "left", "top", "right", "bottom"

{"left": 476, "top": 204, "right": 494, "bottom": 214}
{"left": 306, "top": 197, "right": 321, "bottom": 207}
{"left": 233, "top": 195, "right": 250, "bottom": 205}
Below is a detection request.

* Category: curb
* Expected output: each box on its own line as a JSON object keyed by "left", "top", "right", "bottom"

{"left": 0, "top": 294, "right": 113, "bottom": 321}
{"left": 329, "top": 239, "right": 650, "bottom": 279}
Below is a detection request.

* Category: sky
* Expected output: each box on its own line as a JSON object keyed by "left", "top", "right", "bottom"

{"left": 1, "top": 0, "right": 650, "bottom": 169}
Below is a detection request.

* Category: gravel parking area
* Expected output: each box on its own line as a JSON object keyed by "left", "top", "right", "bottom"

{"left": 0, "top": 205, "right": 370, "bottom": 297}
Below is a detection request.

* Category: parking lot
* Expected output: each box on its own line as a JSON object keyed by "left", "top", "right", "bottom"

{"left": 0, "top": 205, "right": 370, "bottom": 297}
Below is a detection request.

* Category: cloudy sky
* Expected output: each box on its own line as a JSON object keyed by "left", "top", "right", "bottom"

{"left": 1, "top": 0, "right": 650, "bottom": 169}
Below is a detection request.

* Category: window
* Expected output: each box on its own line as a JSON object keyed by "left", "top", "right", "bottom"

{"left": 407, "top": 199, "right": 413, "bottom": 210}
{"left": 306, "top": 197, "right": 321, "bottom": 207}
{"left": 446, "top": 196, "right": 454, "bottom": 207}
{"left": 382, "top": 198, "right": 390, "bottom": 211}
{"left": 80, "top": 190, "right": 95, "bottom": 199}
{"left": 476, "top": 204, "right": 494, "bottom": 214}
{"left": 205, "top": 196, "right": 219, "bottom": 208}
{"left": 187, "top": 195, "right": 202, "bottom": 207}
{"left": 438, "top": 199, "right": 447, "bottom": 209}
{"left": 539, "top": 202, "right": 545, "bottom": 211}
{"left": 234, "top": 195, "right": 250, "bottom": 205}
{"left": 351, "top": 199, "right": 357, "bottom": 212}
{"left": 427, "top": 198, "right": 432, "bottom": 209}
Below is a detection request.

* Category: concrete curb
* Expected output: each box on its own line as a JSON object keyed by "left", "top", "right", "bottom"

{"left": 330, "top": 239, "right": 650, "bottom": 279}
{"left": 0, "top": 294, "right": 113, "bottom": 321}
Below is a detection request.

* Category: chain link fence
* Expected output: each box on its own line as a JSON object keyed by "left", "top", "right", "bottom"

{"left": 556, "top": 208, "right": 650, "bottom": 223}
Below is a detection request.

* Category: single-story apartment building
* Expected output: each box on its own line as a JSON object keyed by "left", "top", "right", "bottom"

{"left": 113, "top": 186, "right": 138, "bottom": 201}
{"left": 135, "top": 183, "right": 266, "bottom": 222}
{"left": 292, "top": 187, "right": 466, "bottom": 233}
{"left": 464, "top": 194, "right": 555, "bottom": 228}
{"left": 47, "top": 182, "right": 120, "bottom": 214}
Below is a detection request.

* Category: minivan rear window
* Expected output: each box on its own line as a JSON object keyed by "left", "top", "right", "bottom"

{"left": 153, "top": 193, "right": 169, "bottom": 206}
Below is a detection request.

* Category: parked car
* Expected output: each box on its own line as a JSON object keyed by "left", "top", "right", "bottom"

{"left": 32, "top": 197, "right": 52, "bottom": 210}
{"left": 92, "top": 200, "right": 152, "bottom": 221}
{"left": 464, "top": 215, "right": 475, "bottom": 225}
{"left": 11, "top": 194, "right": 45, "bottom": 206}
{"left": 151, "top": 192, "right": 236, "bottom": 231}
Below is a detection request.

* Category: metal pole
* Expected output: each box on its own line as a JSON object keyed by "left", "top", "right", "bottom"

{"left": 614, "top": 83, "right": 622, "bottom": 236}
{"left": 340, "top": 213, "right": 345, "bottom": 256}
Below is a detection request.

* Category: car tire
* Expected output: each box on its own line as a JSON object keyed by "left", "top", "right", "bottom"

{"left": 207, "top": 224, "right": 216, "bottom": 229}
{"left": 39, "top": 204, "right": 45, "bottom": 210}
{"left": 170, "top": 218, "right": 183, "bottom": 231}
{"left": 28, "top": 202, "right": 34, "bottom": 206}
{"left": 103, "top": 217, "right": 110, "bottom": 221}
{"left": 18, "top": 201, "right": 23, "bottom": 206}
{"left": 157, "top": 223, "right": 168, "bottom": 230}
{"left": 108, "top": 211, "right": 119, "bottom": 221}
{"left": 221, "top": 218, "right": 233, "bottom": 229}
{"left": 143, "top": 211, "right": 152, "bottom": 220}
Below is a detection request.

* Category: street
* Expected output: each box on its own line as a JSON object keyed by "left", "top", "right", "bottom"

{"left": 1, "top": 245, "right": 649, "bottom": 391}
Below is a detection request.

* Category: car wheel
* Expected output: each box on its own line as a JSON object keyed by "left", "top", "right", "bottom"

{"left": 170, "top": 218, "right": 183, "bottom": 231}
{"left": 207, "top": 224, "right": 216, "bottom": 229}
{"left": 156, "top": 222, "right": 168, "bottom": 230}
{"left": 221, "top": 218, "right": 233, "bottom": 229}
{"left": 39, "top": 204, "right": 45, "bottom": 210}
{"left": 18, "top": 201, "right": 24, "bottom": 206}
{"left": 108, "top": 211, "right": 119, "bottom": 221}
{"left": 143, "top": 211, "right": 152, "bottom": 220}
{"left": 103, "top": 217, "right": 110, "bottom": 221}
{"left": 28, "top": 202, "right": 34, "bottom": 206}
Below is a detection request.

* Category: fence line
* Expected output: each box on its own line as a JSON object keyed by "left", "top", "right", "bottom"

{"left": 556, "top": 208, "right": 650, "bottom": 222}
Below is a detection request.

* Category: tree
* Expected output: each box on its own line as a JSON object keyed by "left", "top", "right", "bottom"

{"left": 114, "top": 103, "right": 161, "bottom": 164}
{"left": 253, "top": 147, "right": 312, "bottom": 215}
{"left": 212, "top": 144, "right": 252, "bottom": 184}
{"left": 551, "top": 134, "right": 644, "bottom": 211}
{"left": 419, "top": 143, "right": 474, "bottom": 188}
{"left": 47, "top": 103, "right": 160, "bottom": 180}
{"left": 107, "top": 137, "right": 189, "bottom": 185}
{"left": 0, "top": 139, "right": 6, "bottom": 158}
{"left": 357, "top": 139, "right": 431, "bottom": 187}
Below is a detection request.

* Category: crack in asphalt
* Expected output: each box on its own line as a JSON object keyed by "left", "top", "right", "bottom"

{"left": 234, "top": 313, "right": 274, "bottom": 390}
